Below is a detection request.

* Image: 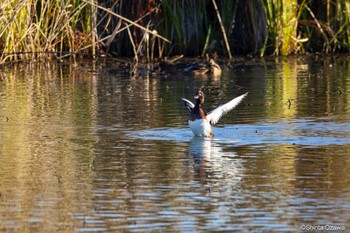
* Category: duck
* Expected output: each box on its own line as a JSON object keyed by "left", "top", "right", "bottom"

{"left": 181, "top": 90, "right": 248, "bottom": 137}
{"left": 159, "top": 59, "right": 221, "bottom": 76}
{"left": 184, "top": 62, "right": 210, "bottom": 75}
{"left": 184, "top": 59, "right": 221, "bottom": 76}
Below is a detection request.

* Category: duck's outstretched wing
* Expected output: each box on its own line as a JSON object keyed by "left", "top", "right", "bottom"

{"left": 207, "top": 92, "right": 248, "bottom": 125}
{"left": 181, "top": 97, "right": 195, "bottom": 111}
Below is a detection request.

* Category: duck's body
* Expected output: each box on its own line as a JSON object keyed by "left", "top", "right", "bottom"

{"left": 184, "top": 63, "right": 210, "bottom": 75}
{"left": 184, "top": 59, "right": 221, "bottom": 76}
{"left": 208, "top": 59, "right": 222, "bottom": 77}
{"left": 182, "top": 90, "right": 248, "bottom": 137}
{"left": 189, "top": 119, "right": 213, "bottom": 137}
{"left": 160, "top": 59, "right": 221, "bottom": 77}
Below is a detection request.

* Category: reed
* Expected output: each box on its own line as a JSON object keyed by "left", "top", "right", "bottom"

{"left": 0, "top": 0, "right": 94, "bottom": 63}
{"left": 343, "top": 1, "right": 350, "bottom": 52}
{"left": 262, "top": 0, "right": 299, "bottom": 55}
{"left": 2, "top": 0, "right": 350, "bottom": 63}
{"left": 301, "top": 0, "right": 350, "bottom": 53}
{"left": 159, "top": 0, "right": 209, "bottom": 56}
{"left": 262, "top": 0, "right": 350, "bottom": 55}
{"left": 230, "top": 0, "right": 268, "bottom": 55}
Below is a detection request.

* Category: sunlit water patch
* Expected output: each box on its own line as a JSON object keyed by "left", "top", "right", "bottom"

{"left": 128, "top": 117, "right": 350, "bottom": 146}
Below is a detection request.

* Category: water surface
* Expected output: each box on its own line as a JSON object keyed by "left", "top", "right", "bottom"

{"left": 0, "top": 57, "right": 349, "bottom": 232}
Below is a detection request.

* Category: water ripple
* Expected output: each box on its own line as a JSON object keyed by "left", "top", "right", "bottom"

{"left": 128, "top": 117, "right": 350, "bottom": 146}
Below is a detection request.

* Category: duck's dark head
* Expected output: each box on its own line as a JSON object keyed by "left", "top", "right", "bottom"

{"left": 194, "top": 90, "right": 205, "bottom": 105}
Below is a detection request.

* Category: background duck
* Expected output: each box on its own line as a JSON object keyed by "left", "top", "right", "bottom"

{"left": 159, "top": 59, "right": 221, "bottom": 76}
{"left": 184, "top": 59, "right": 221, "bottom": 76}
{"left": 183, "top": 62, "right": 210, "bottom": 75}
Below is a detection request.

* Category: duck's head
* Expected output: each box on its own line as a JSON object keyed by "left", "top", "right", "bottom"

{"left": 194, "top": 90, "right": 205, "bottom": 105}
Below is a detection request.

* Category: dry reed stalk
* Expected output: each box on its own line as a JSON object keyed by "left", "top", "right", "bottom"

{"left": 202, "top": 24, "right": 212, "bottom": 57}
{"left": 211, "top": 0, "right": 232, "bottom": 59}
{"left": 150, "top": 31, "right": 157, "bottom": 61}
{"left": 84, "top": 0, "right": 171, "bottom": 44}
{"left": 305, "top": 4, "right": 330, "bottom": 52}
{"left": 58, "top": 11, "right": 152, "bottom": 60}
{"left": 104, "top": 3, "right": 157, "bottom": 53}
{"left": 126, "top": 23, "right": 138, "bottom": 62}
{"left": 91, "top": 0, "right": 97, "bottom": 57}
{"left": 158, "top": 37, "right": 164, "bottom": 58}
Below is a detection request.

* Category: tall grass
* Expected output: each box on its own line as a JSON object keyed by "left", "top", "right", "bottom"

{"left": 229, "top": 0, "right": 268, "bottom": 55}
{"left": 159, "top": 0, "right": 209, "bottom": 56}
{"left": 0, "top": 0, "right": 94, "bottom": 63}
{"left": 2, "top": 0, "right": 350, "bottom": 63}
{"left": 299, "top": 0, "right": 350, "bottom": 53}
{"left": 262, "top": 0, "right": 299, "bottom": 55}
{"left": 157, "top": 0, "right": 267, "bottom": 56}
{"left": 263, "top": 0, "right": 350, "bottom": 55}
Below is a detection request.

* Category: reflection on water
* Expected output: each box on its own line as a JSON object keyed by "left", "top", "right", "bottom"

{"left": 0, "top": 57, "right": 350, "bottom": 232}
{"left": 188, "top": 137, "right": 243, "bottom": 183}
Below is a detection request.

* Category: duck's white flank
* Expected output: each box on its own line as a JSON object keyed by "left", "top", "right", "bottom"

{"left": 189, "top": 119, "right": 213, "bottom": 137}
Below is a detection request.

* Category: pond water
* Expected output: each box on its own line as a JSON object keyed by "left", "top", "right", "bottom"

{"left": 0, "top": 56, "right": 349, "bottom": 232}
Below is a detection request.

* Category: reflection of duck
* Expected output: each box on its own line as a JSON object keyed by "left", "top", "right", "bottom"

{"left": 182, "top": 89, "right": 248, "bottom": 137}
{"left": 189, "top": 137, "right": 214, "bottom": 158}
{"left": 159, "top": 59, "right": 221, "bottom": 76}
{"left": 188, "top": 137, "right": 242, "bottom": 186}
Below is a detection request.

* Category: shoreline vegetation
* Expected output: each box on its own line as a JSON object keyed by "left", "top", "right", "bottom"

{"left": 1, "top": 0, "right": 350, "bottom": 64}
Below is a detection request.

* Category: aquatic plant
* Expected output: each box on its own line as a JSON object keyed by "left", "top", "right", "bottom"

{"left": 1, "top": 0, "right": 350, "bottom": 63}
